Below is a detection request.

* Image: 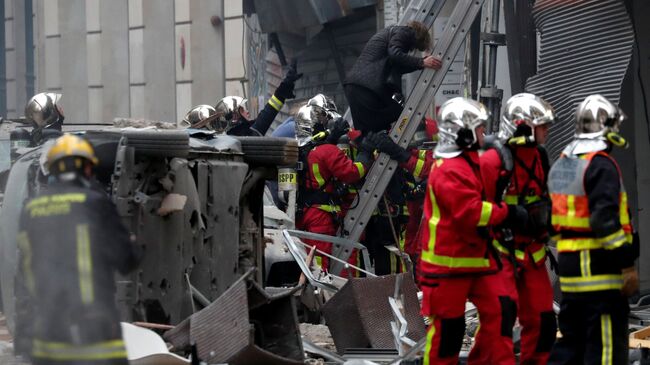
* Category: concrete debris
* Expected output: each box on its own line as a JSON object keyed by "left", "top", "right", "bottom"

{"left": 300, "top": 323, "right": 335, "bottom": 351}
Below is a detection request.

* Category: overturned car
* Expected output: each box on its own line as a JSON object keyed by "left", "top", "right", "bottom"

{"left": 0, "top": 124, "right": 298, "bottom": 331}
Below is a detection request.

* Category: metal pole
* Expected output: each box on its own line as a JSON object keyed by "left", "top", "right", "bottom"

{"left": 25, "top": 0, "right": 35, "bottom": 100}
{"left": 0, "top": 2, "right": 6, "bottom": 117}
{"left": 479, "top": 0, "right": 505, "bottom": 133}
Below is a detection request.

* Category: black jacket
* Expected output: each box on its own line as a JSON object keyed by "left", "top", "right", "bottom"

{"left": 557, "top": 155, "right": 639, "bottom": 298}
{"left": 345, "top": 25, "right": 424, "bottom": 96}
{"left": 227, "top": 99, "right": 283, "bottom": 136}
{"left": 17, "top": 180, "right": 140, "bottom": 343}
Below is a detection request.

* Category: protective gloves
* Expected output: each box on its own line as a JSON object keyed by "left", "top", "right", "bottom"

{"left": 366, "top": 131, "right": 411, "bottom": 162}
{"left": 274, "top": 59, "right": 303, "bottom": 100}
{"left": 326, "top": 118, "right": 350, "bottom": 144}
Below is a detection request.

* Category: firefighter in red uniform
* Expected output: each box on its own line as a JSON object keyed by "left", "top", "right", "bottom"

{"left": 294, "top": 104, "right": 372, "bottom": 276}
{"left": 419, "top": 97, "right": 527, "bottom": 365}
{"left": 480, "top": 93, "right": 557, "bottom": 364}
{"left": 402, "top": 118, "right": 436, "bottom": 263}
{"left": 547, "top": 95, "right": 638, "bottom": 365}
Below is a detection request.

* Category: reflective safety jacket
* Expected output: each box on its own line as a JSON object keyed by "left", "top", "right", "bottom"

{"left": 548, "top": 151, "right": 635, "bottom": 295}
{"left": 481, "top": 146, "right": 549, "bottom": 266}
{"left": 300, "top": 143, "right": 367, "bottom": 213}
{"left": 419, "top": 151, "right": 509, "bottom": 278}
{"left": 17, "top": 181, "right": 140, "bottom": 363}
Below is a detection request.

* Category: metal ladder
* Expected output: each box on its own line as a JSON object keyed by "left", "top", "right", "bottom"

{"left": 332, "top": 0, "right": 487, "bottom": 274}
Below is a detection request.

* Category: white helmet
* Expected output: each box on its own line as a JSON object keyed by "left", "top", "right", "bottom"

{"left": 180, "top": 104, "right": 217, "bottom": 129}
{"left": 498, "top": 93, "right": 554, "bottom": 144}
{"left": 435, "top": 97, "right": 489, "bottom": 158}
{"left": 214, "top": 96, "right": 248, "bottom": 133}
{"left": 563, "top": 94, "right": 627, "bottom": 156}
{"left": 25, "top": 92, "right": 63, "bottom": 130}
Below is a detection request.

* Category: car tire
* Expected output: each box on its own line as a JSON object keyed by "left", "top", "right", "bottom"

{"left": 123, "top": 130, "right": 189, "bottom": 158}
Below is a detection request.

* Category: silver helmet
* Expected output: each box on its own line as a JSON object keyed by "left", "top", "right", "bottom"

{"left": 214, "top": 96, "right": 248, "bottom": 133}
{"left": 180, "top": 104, "right": 217, "bottom": 129}
{"left": 563, "top": 94, "right": 627, "bottom": 155}
{"left": 295, "top": 105, "right": 325, "bottom": 143}
{"left": 575, "top": 94, "right": 625, "bottom": 138}
{"left": 498, "top": 93, "right": 554, "bottom": 142}
{"left": 307, "top": 94, "right": 338, "bottom": 125}
{"left": 25, "top": 92, "right": 63, "bottom": 129}
{"left": 435, "top": 97, "right": 488, "bottom": 158}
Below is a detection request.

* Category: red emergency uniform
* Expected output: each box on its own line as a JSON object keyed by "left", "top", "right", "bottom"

{"left": 402, "top": 148, "right": 433, "bottom": 258}
{"left": 481, "top": 146, "right": 556, "bottom": 365}
{"left": 296, "top": 143, "right": 367, "bottom": 277}
{"left": 419, "top": 150, "right": 513, "bottom": 365}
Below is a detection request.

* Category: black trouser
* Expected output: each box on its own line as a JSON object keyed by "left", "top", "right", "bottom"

{"left": 548, "top": 292, "right": 629, "bottom": 365}
{"left": 344, "top": 84, "right": 402, "bottom": 135}
{"left": 363, "top": 215, "right": 403, "bottom": 276}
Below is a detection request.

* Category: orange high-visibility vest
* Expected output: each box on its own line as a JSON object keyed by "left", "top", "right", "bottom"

{"left": 548, "top": 151, "right": 633, "bottom": 293}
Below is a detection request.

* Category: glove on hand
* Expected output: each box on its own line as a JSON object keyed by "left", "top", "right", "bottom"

{"left": 326, "top": 118, "right": 350, "bottom": 144}
{"left": 367, "top": 131, "right": 410, "bottom": 162}
{"left": 274, "top": 59, "right": 303, "bottom": 100}
{"left": 506, "top": 204, "right": 529, "bottom": 228}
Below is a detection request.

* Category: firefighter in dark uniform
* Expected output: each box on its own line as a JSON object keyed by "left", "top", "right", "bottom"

{"left": 547, "top": 95, "right": 639, "bottom": 365}
{"left": 212, "top": 59, "right": 302, "bottom": 136}
{"left": 16, "top": 134, "right": 141, "bottom": 364}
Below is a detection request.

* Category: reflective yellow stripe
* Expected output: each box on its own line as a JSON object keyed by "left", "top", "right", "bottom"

{"left": 492, "top": 240, "right": 525, "bottom": 260}
{"left": 504, "top": 195, "right": 541, "bottom": 205}
{"left": 478, "top": 202, "right": 492, "bottom": 227}
{"left": 76, "top": 224, "right": 94, "bottom": 305}
{"left": 551, "top": 214, "right": 590, "bottom": 229}
{"left": 17, "top": 232, "right": 35, "bottom": 294}
{"left": 268, "top": 94, "right": 284, "bottom": 111}
{"left": 414, "top": 158, "right": 425, "bottom": 178}
{"left": 423, "top": 316, "right": 435, "bottom": 365}
{"left": 567, "top": 195, "right": 576, "bottom": 220}
{"left": 33, "top": 339, "right": 127, "bottom": 361}
{"left": 531, "top": 246, "right": 546, "bottom": 263}
{"left": 312, "top": 163, "right": 325, "bottom": 187}
{"left": 620, "top": 193, "right": 630, "bottom": 225}
{"left": 316, "top": 204, "right": 341, "bottom": 213}
{"left": 556, "top": 229, "right": 630, "bottom": 252}
{"left": 580, "top": 250, "right": 592, "bottom": 277}
{"left": 421, "top": 188, "right": 490, "bottom": 268}
{"left": 559, "top": 274, "right": 623, "bottom": 292}
{"left": 354, "top": 162, "right": 366, "bottom": 177}
{"left": 492, "top": 240, "right": 546, "bottom": 263}
{"left": 601, "top": 314, "right": 613, "bottom": 365}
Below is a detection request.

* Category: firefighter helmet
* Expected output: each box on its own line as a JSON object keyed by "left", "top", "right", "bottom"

{"left": 564, "top": 94, "right": 628, "bottom": 155}
{"left": 25, "top": 92, "right": 63, "bottom": 130}
{"left": 180, "top": 104, "right": 217, "bottom": 129}
{"left": 294, "top": 105, "right": 324, "bottom": 142}
{"left": 498, "top": 93, "right": 555, "bottom": 143}
{"left": 435, "top": 97, "right": 489, "bottom": 158}
{"left": 214, "top": 96, "right": 248, "bottom": 133}
{"left": 575, "top": 94, "right": 625, "bottom": 137}
{"left": 46, "top": 134, "right": 98, "bottom": 175}
{"left": 307, "top": 94, "right": 338, "bottom": 125}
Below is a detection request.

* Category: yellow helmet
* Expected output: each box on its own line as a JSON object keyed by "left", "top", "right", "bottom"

{"left": 46, "top": 134, "right": 98, "bottom": 174}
